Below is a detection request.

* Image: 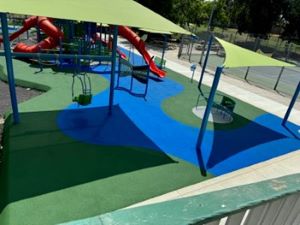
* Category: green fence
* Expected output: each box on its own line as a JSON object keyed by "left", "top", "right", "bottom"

{"left": 61, "top": 173, "right": 300, "bottom": 225}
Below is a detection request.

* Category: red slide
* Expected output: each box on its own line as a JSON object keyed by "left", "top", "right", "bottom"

{"left": 0, "top": 16, "right": 63, "bottom": 53}
{"left": 118, "top": 26, "right": 166, "bottom": 78}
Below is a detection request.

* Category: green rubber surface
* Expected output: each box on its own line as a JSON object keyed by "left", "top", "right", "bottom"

{"left": 0, "top": 58, "right": 212, "bottom": 225}
{"left": 0, "top": 59, "right": 108, "bottom": 114}
{"left": 162, "top": 68, "right": 265, "bottom": 130}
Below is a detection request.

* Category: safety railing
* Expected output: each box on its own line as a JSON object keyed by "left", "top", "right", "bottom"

{"left": 60, "top": 173, "right": 300, "bottom": 225}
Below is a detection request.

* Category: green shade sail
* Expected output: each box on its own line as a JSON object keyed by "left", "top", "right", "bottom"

{"left": 0, "top": 0, "right": 189, "bottom": 34}
{"left": 215, "top": 37, "right": 295, "bottom": 68}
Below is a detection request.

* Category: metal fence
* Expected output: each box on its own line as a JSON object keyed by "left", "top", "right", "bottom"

{"left": 214, "top": 31, "right": 300, "bottom": 66}
{"left": 178, "top": 35, "right": 300, "bottom": 98}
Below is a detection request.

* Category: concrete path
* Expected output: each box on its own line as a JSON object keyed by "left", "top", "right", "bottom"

{"left": 118, "top": 39, "right": 300, "bottom": 208}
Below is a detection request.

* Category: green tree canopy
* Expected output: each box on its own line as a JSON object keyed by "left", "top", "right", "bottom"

{"left": 210, "top": 0, "right": 230, "bottom": 29}
{"left": 171, "top": 0, "right": 206, "bottom": 27}
{"left": 134, "top": 0, "right": 174, "bottom": 19}
{"left": 230, "top": 0, "right": 285, "bottom": 37}
{"left": 135, "top": 0, "right": 209, "bottom": 28}
{"left": 281, "top": 0, "right": 300, "bottom": 41}
{"left": 135, "top": 0, "right": 299, "bottom": 43}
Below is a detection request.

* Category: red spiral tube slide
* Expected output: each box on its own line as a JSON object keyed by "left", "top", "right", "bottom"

{"left": 0, "top": 16, "right": 63, "bottom": 53}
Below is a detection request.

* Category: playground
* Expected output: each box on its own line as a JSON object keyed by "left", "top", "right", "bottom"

{"left": 0, "top": 1, "right": 300, "bottom": 225}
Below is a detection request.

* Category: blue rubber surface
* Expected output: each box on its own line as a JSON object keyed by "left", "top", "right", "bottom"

{"left": 57, "top": 48, "right": 300, "bottom": 176}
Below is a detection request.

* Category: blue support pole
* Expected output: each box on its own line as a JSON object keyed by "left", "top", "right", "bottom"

{"left": 144, "top": 65, "right": 150, "bottom": 97}
{"left": 0, "top": 13, "right": 19, "bottom": 124}
{"left": 70, "top": 21, "right": 75, "bottom": 40}
{"left": 196, "top": 66, "right": 223, "bottom": 174}
{"left": 87, "top": 22, "right": 91, "bottom": 41}
{"left": 198, "top": 34, "right": 214, "bottom": 91}
{"left": 108, "top": 25, "right": 118, "bottom": 115}
{"left": 282, "top": 81, "right": 300, "bottom": 126}
{"left": 99, "top": 24, "right": 103, "bottom": 56}
{"left": 59, "top": 37, "right": 63, "bottom": 67}
{"left": 116, "top": 55, "right": 121, "bottom": 88}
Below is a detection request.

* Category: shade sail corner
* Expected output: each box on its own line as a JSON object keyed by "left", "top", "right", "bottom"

{"left": 215, "top": 37, "right": 295, "bottom": 68}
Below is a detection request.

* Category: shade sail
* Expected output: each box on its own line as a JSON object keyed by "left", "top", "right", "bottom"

{"left": 0, "top": 0, "right": 189, "bottom": 34}
{"left": 215, "top": 37, "right": 294, "bottom": 68}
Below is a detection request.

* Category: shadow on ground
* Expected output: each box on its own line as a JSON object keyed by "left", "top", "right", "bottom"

{"left": 206, "top": 113, "right": 295, "bottom": 170}
{"left": 0, "top": 106, "right": 175, "bottom": 212}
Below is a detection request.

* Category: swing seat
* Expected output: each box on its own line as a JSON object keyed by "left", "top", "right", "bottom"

{"left": 73, "top": 94, "right": 92, "bottom": 106}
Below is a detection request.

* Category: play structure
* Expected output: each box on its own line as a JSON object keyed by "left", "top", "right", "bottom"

{"left": 0, "top": 17, "right": 165, "bottom": 78}
{"left": 0, "top": 15, "right": 168, "bottom": 105}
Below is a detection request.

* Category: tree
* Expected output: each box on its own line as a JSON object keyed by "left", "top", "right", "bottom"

{"left": 134, "top": 0, "right": 175, "bottom": 20}
{"left": 209, "top": 0, "right": 231, "bottom": 29}
{"left": 230, "top": 0, "right": 286, "bottom": 38}
{"left": 171, "top": 0, "right": 205, "bottom": 27}
{"left": 171, "top": 0, "right": 230, "bottom": 29}
{"left": 135, "top": 0, "right": 208, "bottom": 28}
{"left": 281, "top": 0, "right": 300, "bottom": 41}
